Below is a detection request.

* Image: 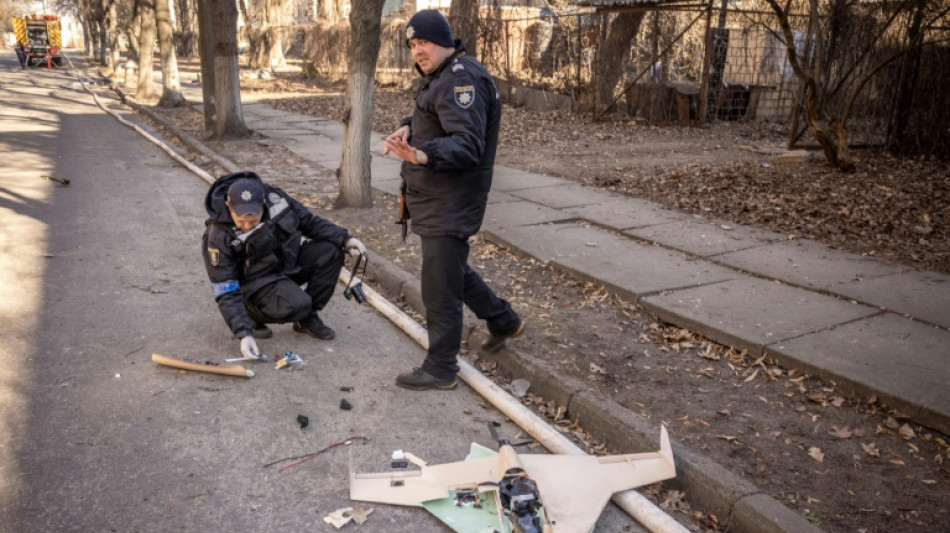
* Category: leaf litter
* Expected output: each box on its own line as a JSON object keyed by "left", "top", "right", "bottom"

{"left": 146, "top": 68, "right": 949, "bottom": 533}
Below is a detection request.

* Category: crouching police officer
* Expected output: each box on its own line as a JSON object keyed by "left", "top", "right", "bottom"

{"left": 201, "top": 171, "right": 366, "bottom": 360}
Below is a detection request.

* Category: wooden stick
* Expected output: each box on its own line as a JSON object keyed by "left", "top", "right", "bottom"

{"left": 151, "top": 353, "right": 255, "bottom": 378}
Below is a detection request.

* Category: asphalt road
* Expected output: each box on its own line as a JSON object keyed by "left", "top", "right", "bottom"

{"left": 0, "top": 53, "right": 646, "bottom": 532}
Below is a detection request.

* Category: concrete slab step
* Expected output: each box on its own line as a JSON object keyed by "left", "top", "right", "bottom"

{"left": 714, "top": 238, "right": 905, "bottom": 291}
{"left": 486, "top": 222, "right": 736, "bottom": 298}
{"left": 626, "top": 218, "right": 784, "bottom": 257}
{"left": 767, "top": 313, "right": 950, "bottom": 435}
{"left": 640, "top": 276, "right": 880, "bottom": 354}
{"left": 834, "top": 270, "right": 950, "bottom": 329}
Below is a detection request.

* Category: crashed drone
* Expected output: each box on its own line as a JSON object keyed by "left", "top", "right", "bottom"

{"left": 350, "top": 422, "right": 676, "bottom": 533}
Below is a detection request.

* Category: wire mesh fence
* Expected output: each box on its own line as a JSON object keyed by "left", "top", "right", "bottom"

{"left": 470, "top": 5, "right": 805, "bottom": 127}
{"left": 706, "top": 9, "right": 807, "bottom": 124}
{"left": 286, "top": 1, "right": 947, "bottom": 157}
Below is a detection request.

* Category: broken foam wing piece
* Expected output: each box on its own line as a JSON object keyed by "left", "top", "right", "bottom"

{"left": 349, "top": 425, "right": 676, "bottom": 533}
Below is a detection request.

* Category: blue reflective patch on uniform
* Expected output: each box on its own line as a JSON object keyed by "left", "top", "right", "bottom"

{"left": 212, "top": 280, "right": 240, "bottom": 298}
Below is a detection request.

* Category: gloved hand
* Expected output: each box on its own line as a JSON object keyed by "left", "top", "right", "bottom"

{"left": 345, "top": 237, "right": 367, "bottom": 257}
{"left": 240, "top": 336, "right": 261, "bottom": 360}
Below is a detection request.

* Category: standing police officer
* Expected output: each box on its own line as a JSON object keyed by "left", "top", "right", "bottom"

{"left": 383, "top": 10, "right": 524, "bottom": 391}
{"left": 202, "top": 171, "right": 366, "bottom": 360}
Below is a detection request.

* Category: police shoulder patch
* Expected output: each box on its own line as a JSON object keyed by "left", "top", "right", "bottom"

{"left": 208, "top": 246, "right": 220, "bottom": 266}
{"left": 454, "top": 85, "right": 475, "bottom": 109}
{"left": 451, "top": 63, "right": 465, "bottom": 72}
{"left": 267, "top": 192, "right": 281, "bottom": 204}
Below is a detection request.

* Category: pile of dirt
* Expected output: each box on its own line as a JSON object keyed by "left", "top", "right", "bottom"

{"left": 143, "top": 73, "right": 949, "bottom": 533}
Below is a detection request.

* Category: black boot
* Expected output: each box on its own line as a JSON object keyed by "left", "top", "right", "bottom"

{"left": 481, "top": 319, "right": 526, "bottom": 353}
{"left": 396, "top": 367, "right": 458, "bottom": 391}
{"left": 252, "top": 322, "right": 273, "bottom": 339}
{"left": 293, "top": 314, "right": 335, "bottom": 340}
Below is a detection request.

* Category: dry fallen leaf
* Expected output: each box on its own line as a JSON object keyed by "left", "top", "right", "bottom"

{"left": 808, "top": 446, "right": 825, "bottom": 462}
{"left": 861, "top": 442, "right": 881, "bottom": 457}
{"left": 807, "top": 393, "right": 828, "bottom": 405}
{"left": 899, "top": 423, "right": 917, "bottom": 440}
{"left": 829, "top": 426, "right": 853, "bottom": 439}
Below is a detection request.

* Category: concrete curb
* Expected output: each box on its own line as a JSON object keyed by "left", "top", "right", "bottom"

{"left": 109, "top": 83, "right": 242, "bottom": 175}
{"left": 372, "top": 253, "right": 823, "bottom": 533}
{"left": 116, "top": 81, "right": 823, "bottom": 533}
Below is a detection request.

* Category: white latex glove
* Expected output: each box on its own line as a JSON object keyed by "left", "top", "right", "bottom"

{"left": 345, "top": 237, "right": 367, "bottom": 257}
{"left": 240, "top": 336, "right": 260, "bottom": 359}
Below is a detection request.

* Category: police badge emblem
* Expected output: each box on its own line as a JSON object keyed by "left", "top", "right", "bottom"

{"left": 268, "top": 192, "right": 281, "bottom": 204}
{"left": 208, "top": 246, "right": 220, "bottom": 266}
{"left": 454, "top": 85, "right": 475, "bottom": 109}
{"left": 406, "top": 25, "right": 415, "bottom": 41}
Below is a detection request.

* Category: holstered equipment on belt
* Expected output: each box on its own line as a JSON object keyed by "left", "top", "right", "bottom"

{"left": 395, "top": 176, "right": 410, "bottom": 242}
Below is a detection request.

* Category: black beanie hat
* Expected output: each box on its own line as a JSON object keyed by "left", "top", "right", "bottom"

{"left": 405, "top": 9, "right": 455, "bottom": 48}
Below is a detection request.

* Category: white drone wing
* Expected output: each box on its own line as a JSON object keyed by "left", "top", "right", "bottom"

{"left": 349, "top": 454, "right": 501, "bottom": 507}
{"left": 349, "top": 427, "right": 675, "bottom": 533}
{"left": 518, "top": 426, "right": 675, "bottom": 533}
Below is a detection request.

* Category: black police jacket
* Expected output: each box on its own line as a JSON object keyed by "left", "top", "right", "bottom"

{"left": 201, "top": 171, "right": 349, "bottom": 338}
{"left": 402, "top": 42, "right": 501, "bottom": 239}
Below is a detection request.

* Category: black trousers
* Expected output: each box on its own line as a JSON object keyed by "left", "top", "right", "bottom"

{"left": 244, "top": 240, "right": 344, "bottom": 325}
{"left": 420, "top": 235, "right": 520, "bottom": 380}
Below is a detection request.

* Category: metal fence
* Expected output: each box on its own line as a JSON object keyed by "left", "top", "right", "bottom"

{"left": 468, "top": 5, "right": 804, "bottom": 126}
{"left": 294, "top": 3, "right": 948, "bottom": 156}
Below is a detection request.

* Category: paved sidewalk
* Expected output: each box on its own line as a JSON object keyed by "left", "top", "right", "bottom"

{"left": 221, "top": 93, "right": 950, "bottom": 437}
{"left": 124, "top": 74, "right": 947, "bottom": 533}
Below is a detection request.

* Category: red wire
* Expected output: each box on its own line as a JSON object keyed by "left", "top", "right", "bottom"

{"left": 277, "top": 435, "right": 367, "bottom": 473}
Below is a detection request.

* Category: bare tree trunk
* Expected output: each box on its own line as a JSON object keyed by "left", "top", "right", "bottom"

{"left": 107, "top": 0, "right": 121, "bottom": 71}
{"left": 251, "top": 0, "right": 286, "bottom": 70}
{"left": 594, "top": 12, "right": 643, "bottom": 114}
{"left": 338, "top": 0, "right": 385, "bottom": 208}
{"left": 888, "top": 0, "right": 925, "bottom": 152}
{"left": 175, "top": 0, "right": 196, "bottom": 31}
{"left": 136, "top": 0, "right": 158, "bottom": 100}
{"left": 209, "top": 0, "right": 250, "bottom": 138}
{"left": 318, "top": 0, "right": 343, "bottom": 24}
{"left": 449, "top": 0, "right": 479, "bottom": 57}
{"left": 156, "top": 0, "right": 185, "bottom": 107}
{"left": 766, "top": 0, "right": 853, "bottom": 171}
{"left": 125, "top": 1, "right": 142, "bottom": 89}
{"left": 237, "top": 0, "right": 250, "bottom": 28}
{"left": 236, "top": 0, "right": 250, "bottom": 50}
{"left": 177, "top": 0, "right": 199, "bottom": 57}
{"left": 82, "top": 20, "right": 93, "bottom": 58}
{"left": 97, "top": 6, "right": 108, "bottom": 64}
{"left": 197, "top": 0, "right": 216, "bottom": 131}
{"left": 78, "top": 0, "right": 92, "bottom": 58}
{"left": 90, "top": 19, "right": 102, "bottom": 60}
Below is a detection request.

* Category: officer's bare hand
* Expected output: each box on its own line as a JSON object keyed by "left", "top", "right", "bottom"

{"left": 384, "top": 136, "right": 427, "bottom": 166}
{"left": 240, "top": 336, "right": 261, "bottom": 359}
{"left": 382, "top": 125, "right": 410, "bottom": 156}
